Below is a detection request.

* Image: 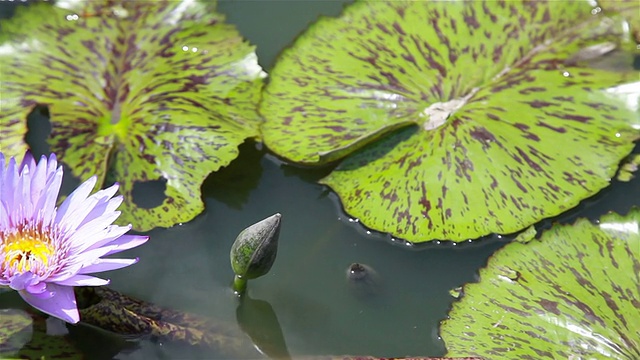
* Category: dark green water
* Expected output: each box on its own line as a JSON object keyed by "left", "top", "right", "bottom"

{"left": 1, "top": 1, "right": 640, "bottom": 359}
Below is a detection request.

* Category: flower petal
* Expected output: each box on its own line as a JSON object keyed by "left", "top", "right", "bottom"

{"left": 79, "top": 184, "right": 120, "bottom": 221}
{"left": 54, "top": 274, "right": 110, "bottom": 287}
{"left": 26, "top": 281, "right": 47, "bottom": 295}
{"left": 47, "top": 245, "right": 118, "bottom": 282}
{"left": 77, "top": 258, "right": 139, "bottom": 274}
{"left": 67, "top": 210, "right": 122, "bottom": 250}
{"left": 2, "top": 156, "right": 18, "bottom": 210}
{"left": 19, "top": 283, "right": 79, "bottom": 324}
{"left": 37, "top": 166, "right": 63, "bottom": 225}
{"left": 80, "top": 224, "right": 132, "bottom": 253}
{"left": 55, "top": 175, "right": 97, "bottom": 227}
{"left": 29, "top": 154, "right": 48, "bottom": 211}
{"left": 105, "top": 235, "right": 149, "bottom": 256}
{"left": 9, "top": 272, "right": 38, "bottom": 291}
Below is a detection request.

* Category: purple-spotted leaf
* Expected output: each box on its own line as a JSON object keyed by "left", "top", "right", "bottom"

{"left": 0, "top": 0, "right": 265, "bottom": 230}
{"left": 440, "top": 209, "right": 640, "bottom": 359}
{"left": 260, "top": 0, "right": 640, "bottom": 242}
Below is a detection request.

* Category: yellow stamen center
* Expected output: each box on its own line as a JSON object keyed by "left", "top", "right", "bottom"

{"left": 2, "top": 227, "right": 55, "bottom": 274}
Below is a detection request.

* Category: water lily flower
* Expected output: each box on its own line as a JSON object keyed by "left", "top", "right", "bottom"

{"left": 0, "top": 152, "right": 148, "bottom": 323}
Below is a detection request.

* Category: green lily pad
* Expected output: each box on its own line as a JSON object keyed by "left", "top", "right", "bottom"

{"left": 0, "top": 0, "right": 265, "bottom": 230}
{"left": 260, "top": 0, "right": 640, "bottom": 242}
{"left": 440, "top": 209, "right": 640, "bottom": 358}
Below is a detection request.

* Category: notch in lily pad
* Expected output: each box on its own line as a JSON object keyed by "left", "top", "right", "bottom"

{"left": 230, "top": 214, "right": 282, "bottom": 295}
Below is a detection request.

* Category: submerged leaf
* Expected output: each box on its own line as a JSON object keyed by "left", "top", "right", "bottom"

{"left": 76, "top": 287, "right": 259, "bottom": 358}
{"left": 440, "top": 209, "right": 640, "bottom": 359}
{"left": 616, "top": 154, "right": 640, "bottom": 181}
{"left": 597, "top": 0, "right": 640, "bottom": 43}
{"left": 0, "top": 0, "right": 265, "bottom": 230}
{"left": 0, "top": 309, "right": 33, "bottom": 357}
{"left": 0, "top": 309, "right": 83, "bottom": 359}
{"left": 260, "top": 0, "right": 640, "bottom": 242}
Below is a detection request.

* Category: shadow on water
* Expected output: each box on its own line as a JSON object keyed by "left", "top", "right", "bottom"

{"left": 201, "top": 140, "right": 265, "bottom": 210}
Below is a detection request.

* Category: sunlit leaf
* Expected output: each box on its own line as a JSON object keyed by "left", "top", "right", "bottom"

{"left": 0, "top": 0, "right": 265, "bottom": 230}
{"left": 260, "top": 0, "right": 640, "bottom": 242}
{"left": 440, "top": 209, "right": 640, "bottom": 359}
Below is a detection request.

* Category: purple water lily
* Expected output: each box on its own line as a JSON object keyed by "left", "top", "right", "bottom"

{"left": 0, "top": 152, "right": 148, "bottom": 323}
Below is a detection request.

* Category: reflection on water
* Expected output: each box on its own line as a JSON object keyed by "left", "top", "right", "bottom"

{"left": 237, "top": 295, "right": 290, "bottom": 359}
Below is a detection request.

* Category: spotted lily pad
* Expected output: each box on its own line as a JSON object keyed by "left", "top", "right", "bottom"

{"left": 440, "top": 209, "right": 640, "bottom": 358}
{"left": 0, "top": 0, "right": 265, "bottom": 230}
{"left": 260, "top": 0, "right": 640, "bottom": 242}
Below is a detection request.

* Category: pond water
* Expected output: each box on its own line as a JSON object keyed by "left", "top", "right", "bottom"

{"left": 1, "top": 1, "right": 640, "bottom": 359}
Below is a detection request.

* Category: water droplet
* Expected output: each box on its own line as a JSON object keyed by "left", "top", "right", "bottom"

{"left": 191, "top": 47, "right": 198, "bottom": 53}
{"left": 366, "top": 230, "right": 371, "bottom": 235}
{"left": 590, "top": 6, "right": 601, "bottom": 15}
{"left": 562, "top": 71, "right": 571, "bottom": 77}
{"left": 615, "top": 133, "right": 621, "bottom": 138}
{"left": 182, "top": 45, "right": 189, "bottom": 51}
{"left": 65, "top": 14, "right": 79, "bottom": 21}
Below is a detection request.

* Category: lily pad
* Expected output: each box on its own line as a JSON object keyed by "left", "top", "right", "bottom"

{"left": 0, "top": 0, "right": 265, "bottom": 230}
{"left": 260, "top": 0, "right": 640, "bottom": 242}
{"left": 440, "top": 209, "right": 640, "bottom": 358}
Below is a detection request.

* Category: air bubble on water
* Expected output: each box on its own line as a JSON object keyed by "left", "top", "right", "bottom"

{"left": 591, "top": 6, "right": 601, "bottom": 15}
